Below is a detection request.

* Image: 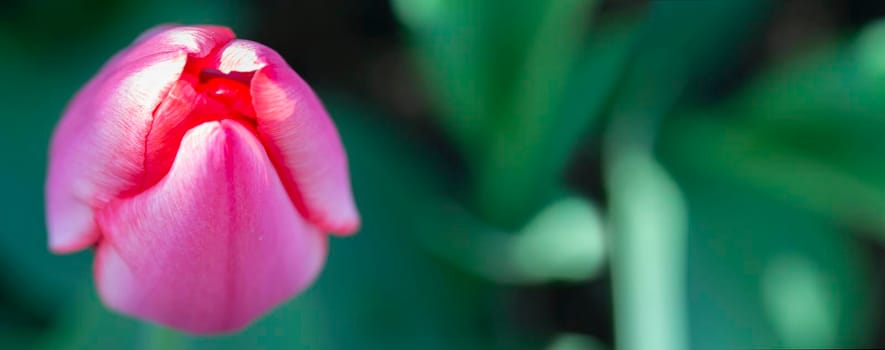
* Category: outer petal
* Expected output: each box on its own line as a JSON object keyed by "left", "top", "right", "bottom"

{"left": 45, "top": 26, "right": 234, "bottom": 253}
{"left": 213, "top": 40, "right": 360, "bottom": 234}
{"left": 94, "top": 120, "right": 326, "bottom": 334}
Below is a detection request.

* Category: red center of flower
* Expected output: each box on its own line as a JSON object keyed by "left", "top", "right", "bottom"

{"left": 136, "top": 54, "right": 259, "bottom": 193}
{"left": 196, "top": 70, "right": 255, "bottom": 118}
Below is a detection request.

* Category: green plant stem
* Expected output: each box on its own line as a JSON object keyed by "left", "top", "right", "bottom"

{"left": 140, "top": 324, "right": 187, "bottom": 350}
{"left": 606, "top": 146, "right": 688, "bottom": 350}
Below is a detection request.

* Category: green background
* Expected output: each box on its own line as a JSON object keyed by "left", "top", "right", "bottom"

{"left": 2, "top": 0, "right": 884, "bottom": 349}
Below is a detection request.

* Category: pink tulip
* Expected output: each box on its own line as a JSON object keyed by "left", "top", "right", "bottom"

{"left": 45, "top": 25, "right": 360, "bottom": 334}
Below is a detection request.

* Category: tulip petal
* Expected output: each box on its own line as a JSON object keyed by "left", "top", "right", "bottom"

{"left": 112, "top": 25, "right": 234, "bottom": 71}
{"left": 46, "top": 51, "right": 185, "bottom": 253}
{"left": 94, "top": 120, "right": 326, "bottom": 334}
{"left": 214, "top": 40, "right": 360, "bottom": 235}
{"left": 45, "top": 26, "right": 235, "bottom": 253}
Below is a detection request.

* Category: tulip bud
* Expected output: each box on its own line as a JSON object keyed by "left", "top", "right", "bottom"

{"left": 45, "top": 25, "right": 360, "bottom": 334}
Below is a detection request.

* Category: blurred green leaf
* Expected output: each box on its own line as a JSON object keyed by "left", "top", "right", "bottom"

{"left": 606, "top": 0, "right": 769, "bottom": 150}
{"left": 660, "top": 116, "right": 885, "bottom": 236}
{"left": 652, "top": 16, "right": 885, "bottom": 236}
{"left": 474, "top": 12, "right": 639, "bottom": 227}
{"left": 472, "top": 0, "right": 599, "bottom": 224}
{"left": 657, "top": 158, "right": 878, "bottom": 349}
{"left": 652, "top": 21, "right": 884, "bottom": 347}
{"left": 659, "top": 20, "right": 885, "bottom": 237}
{"left": 393, "top": 0, "right": 593, "bottom": 151}
{"left": 392, "top": 0, "right": 518, "bottom": 151}
{"left": 395, "top": 0, "right": 610, "bottom": 227}
{"left": 549, "top": 16, "right": 638, "bottom": 180}
{"left": 731, "top": 33, "right": 885, "bottom": 127}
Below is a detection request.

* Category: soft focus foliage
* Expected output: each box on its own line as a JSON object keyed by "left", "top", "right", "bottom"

{"left": 2, "top": 0, "right": 885, "bottom": 349}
